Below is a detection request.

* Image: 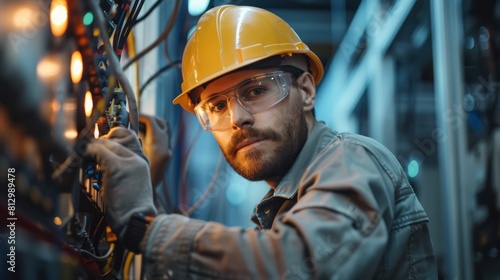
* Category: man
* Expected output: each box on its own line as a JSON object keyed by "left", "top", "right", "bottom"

{"left": 87, "top": 5, "right": 438, "bottom": 279}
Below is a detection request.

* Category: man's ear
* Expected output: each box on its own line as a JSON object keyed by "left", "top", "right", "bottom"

{"left": 298, "top": 72, "right": 316, "bottom": 112}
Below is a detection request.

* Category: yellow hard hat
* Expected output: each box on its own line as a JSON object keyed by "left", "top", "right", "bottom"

{"left": 173, "top": 5, "right": 324, "bottom": 113}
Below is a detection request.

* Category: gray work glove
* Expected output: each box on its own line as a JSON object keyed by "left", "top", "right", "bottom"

{"left": 86, "top": 127, "right": 157, "bottom": 239}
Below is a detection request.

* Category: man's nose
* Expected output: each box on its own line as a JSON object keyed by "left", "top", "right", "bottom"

{"left": 228, "top": 98, "right": 254, "bottom": 129}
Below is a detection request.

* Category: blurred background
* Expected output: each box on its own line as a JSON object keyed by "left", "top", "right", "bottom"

{"left": 0, "top": 0, "right": 499, "bottom": 279}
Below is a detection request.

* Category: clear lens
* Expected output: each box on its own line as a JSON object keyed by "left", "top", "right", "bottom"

{"left": 194, "top": 71, "right": 295, "bottom": 131}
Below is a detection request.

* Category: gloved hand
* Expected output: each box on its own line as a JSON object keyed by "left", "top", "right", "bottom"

{"left": 86, "top": 127, "right": 157, "bottom": 239}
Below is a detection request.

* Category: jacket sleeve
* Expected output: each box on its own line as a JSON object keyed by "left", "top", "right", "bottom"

{"left": 141, "top": 137, "right": 398, "bottom": 279}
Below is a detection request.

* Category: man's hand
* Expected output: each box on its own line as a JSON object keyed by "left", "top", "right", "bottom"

{"left": 86, "top": 127, "right": 157, "bottom": 239}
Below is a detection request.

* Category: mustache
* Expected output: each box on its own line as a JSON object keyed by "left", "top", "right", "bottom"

{"left": 228, "top": 127, "right": 280, "bottom": 155}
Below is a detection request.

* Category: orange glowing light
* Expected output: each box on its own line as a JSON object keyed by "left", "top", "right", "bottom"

{"left": 70, "top": 50, "right": 83, "bottom": 84}
{"left": 94, "top": 123, "right": 99, "bottom": 139}
{"left": 53, "top": 216, "right": 62, "bottom": 226}
{"left": 37, "top": 55, "right": 62, "bottom": 83}
{"left": 64, "top": 129, "right": 78, "bottom": 140}
{"left": 13, "top": 7, "right": 36, "bottom": 29}
{"left": 50, "top": 0, "right": 68, "bottom": 37}
{"left": 84, "top": 91, "right": 93, "bottom": 117}
{"left": 52, "top": 99, "right": 61, "bottom": 112}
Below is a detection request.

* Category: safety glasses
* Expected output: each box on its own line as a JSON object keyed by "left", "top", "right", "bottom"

{"left": 194, "top": 71, "right": 297, "bottom": 131}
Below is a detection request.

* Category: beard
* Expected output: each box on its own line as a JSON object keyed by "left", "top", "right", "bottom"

{"left": 221, "top": 109, "right": 309, "bottom": 183}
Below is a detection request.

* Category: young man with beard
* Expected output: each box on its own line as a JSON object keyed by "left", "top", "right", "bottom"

{"left": 87, "top": 5, "right": 438, "bottom": 279}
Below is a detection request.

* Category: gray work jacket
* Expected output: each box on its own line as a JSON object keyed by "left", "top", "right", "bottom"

{"left": 142, "top": 121, "right": 438, "bottom": 279}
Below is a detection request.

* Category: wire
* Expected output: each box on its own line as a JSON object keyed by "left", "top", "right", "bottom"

{"left": 176, "top": 126, "right": 226, "bottom": 216}
{"left": 51, "top": 126, "right": 94, "bottom": 180}
{"left": 123, "top": 251, "right": 135, "bottom": 280}
{"left": 112, "top": 0, "right": 131, "bottom": 52}
{"left": 139, "top": 60, "right": 181, "bottom": 97}
{"left": 178, "top": 126, "right": 203, "bottom": 208}
{"left": 52, "top": 0, "right": 145, "bottom": 194}
{"left": 117, "top": 0, "right": 145, "bottom": 53}
{"left": 183, "top": 154, "right": 225, "bottom": 216}
{"left": 79, "top": 243, "right": 115, "bottom": 262}
{"left": 134, "top": 0, "right": 163, "bottom": 24}
{"left": 123, "top": 0, "right": 181, "bottom": 70}
{"left": 91, "top": 216, "right": 105, "bottom": 242}
{"left": 88, "top": 0, "right": 139, "bottom": 133}
{"left": 161, "top": 0, "right": 179, "bottom": 64}
{"left": 114, "top": 0, "right": 133, "bottom": 48}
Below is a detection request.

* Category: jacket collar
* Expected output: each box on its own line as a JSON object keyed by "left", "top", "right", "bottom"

{"left": 250, "top": 120, "right": 338, "bottom": 227}
{"left": 273, "top": 120, "right": 335, "bottom": 198}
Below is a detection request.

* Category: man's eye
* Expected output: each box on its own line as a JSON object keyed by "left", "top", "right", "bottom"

{"left": 243, "top": 87, "right": 267, "bottom": 100}
{"left": 210, "top": 101, "right": 227, "bottom": 113}
{"left": 249, "top": 88, "right": 265, "bottom": 96}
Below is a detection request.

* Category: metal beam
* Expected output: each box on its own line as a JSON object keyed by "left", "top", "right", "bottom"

{"left": 317, "top": 0, "right": 416, "bottom": 131}
{"left": 430, "top": 0, "right": 473, "bottom": 279}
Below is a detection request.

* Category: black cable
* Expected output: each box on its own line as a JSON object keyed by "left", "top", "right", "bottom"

{"left": 123, "top": 0, "right": 181, "bottom": 70}
{"left": 116, "top": 0, "right": 138, "bottom": 49}
{"left": 139, "top": 60, "right": 181, "bottom": 96}
{"left": 134, "top": 0, "right": 163, "bottom": 25}
{"left": 88, "top": 0, "right": 139, "bottom": 133}
{"left": 117, "top": 0, "right": 145, "bottom": 52}
{"left": 113, "top": 0, "right": 130, "bottom": 52}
